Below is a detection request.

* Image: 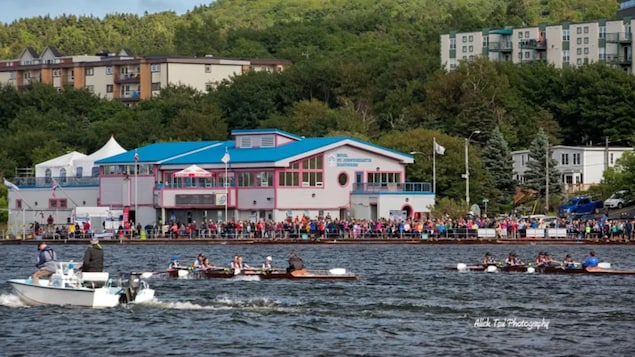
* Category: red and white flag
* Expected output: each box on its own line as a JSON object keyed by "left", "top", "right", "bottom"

{"left": 134, "top": 150, "right": 139, "bottom": 162}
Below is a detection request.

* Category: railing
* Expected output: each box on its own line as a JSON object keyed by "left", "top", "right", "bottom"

{"left": 606, "top": 32, "right": 632, "bottom": 43}
{"left": 14, "top": 176, "right": 99, "bottom": 188}
{"left": 352, "top": 182, "right": 432, "bottom": 193}
{"left": 519, "top": 39, "right": 547, "bottom": 50}
{"left": 488, "top": 41, "right": 513, "bottom": 51}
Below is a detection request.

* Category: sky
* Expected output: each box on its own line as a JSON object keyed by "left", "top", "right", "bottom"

{"left": 0, "top": 0, "right": 211, "bottom": 24}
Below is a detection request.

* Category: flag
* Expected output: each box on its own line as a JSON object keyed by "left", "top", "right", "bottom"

{"left": 51, "top": 178, "right": 59, "bottom": 198}
{"left": 434, "top": 141, "right": 446, "bottom": 155}
{"left": 3, "top": 178, "right": 19, "bottom": 191}
{"left": 134, "top": 149, "right": 139, "bottom": 162}
{"left": 221, "top": 148, "right": 230, "bottom": 164}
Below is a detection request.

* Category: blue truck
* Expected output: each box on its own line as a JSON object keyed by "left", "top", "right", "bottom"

{"left": 558, "top": 196, "right": 604, "bottom": 218}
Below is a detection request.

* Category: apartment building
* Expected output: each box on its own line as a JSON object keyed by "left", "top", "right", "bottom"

{"left": 512, "top": 145, "right": 633, "bottom": 192}
{"left": 619, "top": 0, "right": 635, "bottom": 18}
{"left": 441, "top": 18, "right": 634, "bottom": 73}
{"left": 0, "top": 46, "right": 291, "bottom": 103}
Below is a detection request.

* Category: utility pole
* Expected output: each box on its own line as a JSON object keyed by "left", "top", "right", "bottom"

{"left": 545, "top": 141, "right": 549, "bottom": 214}
{"left": 605, "top": 136, "right": 609, "bottom": 171}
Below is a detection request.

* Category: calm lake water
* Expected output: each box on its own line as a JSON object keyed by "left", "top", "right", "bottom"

{"left": 1, "top": 243, "right": 635, "bottom": 356}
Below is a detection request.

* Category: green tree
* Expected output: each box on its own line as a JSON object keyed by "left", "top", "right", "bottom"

{"left": 481, "top": 126, "right": 516, "bottom": 212}
{"left": 524, "top": 128, "right": 561, "bottom": 203}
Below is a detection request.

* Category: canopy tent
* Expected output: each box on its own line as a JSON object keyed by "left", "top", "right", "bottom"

{"left": 173, "top": 165, "right": 214, "bottom": 178}
{"left": 35, "top": 151, "right": 88, "bottom": 178}
{"left": 75, "top": 135, "right": 127, "bottom": 177}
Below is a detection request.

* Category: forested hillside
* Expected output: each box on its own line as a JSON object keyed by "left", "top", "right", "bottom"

{"left": 0, "top": 0, "right": 627, "bottom": 212}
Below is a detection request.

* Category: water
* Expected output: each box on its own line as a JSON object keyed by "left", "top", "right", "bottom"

{"left": 2, "top": 243, "right": 635, "bottom": 356}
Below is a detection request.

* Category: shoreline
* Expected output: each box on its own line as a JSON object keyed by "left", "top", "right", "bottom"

{"left": 1, "top": 238, "right": 633, "bottom": 246}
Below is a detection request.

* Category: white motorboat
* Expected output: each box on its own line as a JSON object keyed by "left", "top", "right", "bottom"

{"left": 8, "top": 262, "right": 155, "bottom": 308}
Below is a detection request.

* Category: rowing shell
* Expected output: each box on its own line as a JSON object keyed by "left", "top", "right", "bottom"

{"left": 166, "top": 268, "right": 358, "bottom": 280}
{"left": 448, "top": 263, "right": 635, "bottom": 275}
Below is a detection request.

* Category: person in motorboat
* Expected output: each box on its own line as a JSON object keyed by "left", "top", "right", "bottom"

{"left": 287, "top": 251, "right": 305, "bottom": 273}
{"left": 168, "top": 256, "right": 181, "bottom": 271}
{"left": 482, "top": 252, "right": 496, "bottom": 266}
{"left": 80, "top": 237, "right": 103, "bottom": 272}
{"left": 582, "top": 251, "right": 599, "bottom": 268}
{"left": 262, "top": 256, "right": 273, "bottom": 272}
{"left": 563, "top": 254, "right": 577, "bottom": 269}
{"left": 32, "top": 242, "right": 58, "bottom": 285}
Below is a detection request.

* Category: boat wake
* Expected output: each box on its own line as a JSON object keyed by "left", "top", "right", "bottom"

{"left": 0, "top": 293, "right": 29, "bottom": 308}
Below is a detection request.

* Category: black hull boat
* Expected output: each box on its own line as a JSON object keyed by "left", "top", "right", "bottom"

{"left": 166, "top": 268, "right": 358, "bottom": 280}
{"left": 448, "top": 263, "right": 635, "bottom": 275}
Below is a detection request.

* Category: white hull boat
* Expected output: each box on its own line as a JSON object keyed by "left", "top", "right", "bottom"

{"left": 8, "top": 262, "right": 155, "bottom": 308}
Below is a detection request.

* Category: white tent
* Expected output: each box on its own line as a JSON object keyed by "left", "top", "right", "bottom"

{"left": 75, "top": 136, "right": 126, "bottom": 177}
{"left": 35, "top": 151, "right": 88, "bottom": 178}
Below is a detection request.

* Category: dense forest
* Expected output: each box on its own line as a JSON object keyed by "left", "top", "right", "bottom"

{"left": 0, "top": 0, "right": 629, "bottom": 216}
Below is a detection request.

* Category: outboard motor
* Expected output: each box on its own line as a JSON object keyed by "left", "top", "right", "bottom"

{"left": 119, "top": 273, "right": 142, "bottom": 304}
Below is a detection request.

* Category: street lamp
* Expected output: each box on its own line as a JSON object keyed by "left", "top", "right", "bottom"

{"left": 464, "top": 130, "right": 481, "bottom": 209}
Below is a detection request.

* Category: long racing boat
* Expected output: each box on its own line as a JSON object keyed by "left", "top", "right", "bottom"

{"left": 166, "top": 267, "right": 358, "bottom": 280}
{"left": 448, "top": 263, "right": 635, "bottom": 275}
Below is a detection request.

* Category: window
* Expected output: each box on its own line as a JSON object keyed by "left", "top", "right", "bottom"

{"left": 239, "top": 136, "right": 252, "bottom": 148}
{"left": 573, "top": 153, "right": 581, "bottom": 165}
{"left": 468, "top": 35, "right": 473, "bottom": 42}
{"left": 86, "top": 85, "right": 94, "bottom": 93}
{"left": 525, "top": 31, "right": 529, "bottom": 38}
{"left": 92, "top": 167, "right": 99, "bottom": 177}
{"left": 8, "top": 72, "right": 15, "bottom": 80}
{"left": 367, "top": 172, "right": 401, "bottom": 185}
{"left": 85, "top": 67, "right": 94, "bottom": 76}
{"left": 449, "top": 37, "right": 456, "bottom": 49}
{"left": 563, "top": 29, "right": 570, "bottom": 41}
{"left": 256, "top": 172, "right": 273, "bottom": 187}
{"left": 610, "top": 153, "right": 614, "bottom": 165}
{"left": 584, "top": 37, "right": 589, "bottom": 44}
{"left": 563, "top": 50, "right": 570, "bottom": 63}
{"left": 106, "top": 84, "right": 113, "bottom": 93}
{"left": 76, "top": 167, "right": 83, "bottom": 178}
{"left": 462, "top": 35, "right": 467, "bottom": 43}
{"left": 482, "top": 36, "right": 488, "bottom": 48}
{"left": 16, "top": 199, "right": 22, "bottom": 209}
{"left": 577, "top": 58, "right": 582, "bottom": 65}
{"left": 577, "top": 48, "right": 582, "bottom": 55}
{"left": 584, "top": 48, "right": 589, "bottom": 55}
{"left": 106, "top": 66, "right": 112, "bottom": 75}
{"left": 59, "top": 168, "right": 67, "bottom": 183}
{"left": 151, "top": 82, "right": 161, "bottom": 91}
{"left": 205, "top": 81, "right": 218, "bottom": 91}
{"left": 53, "top": 69, "right": 61, "bottom": 77}
{"left": 519, "top": 32, "right": 524, "bottom": 39}
{"left": 518, "top": 51, "right": 523, "bottom": 60}
{"left": 24, "top": 72, "right": 31, "bottom": 79}
{"left": 561, "top": 153, "right": 569, "bottom": 165}
{"left": 204, "top": 64, "right": 211, "bottom": 73}
{"left": 525, "top": 51, "right": 530, "bottom": 59}
{"left": 338, "top": 172, "right": 348, "bottom": 186}
{"left": 49, "top": 199, "right": 68, "bottom": 209}
{"left": 150, "top": 64, "right": 161, "bottom": 72}
{"left": 576, "top": 38, "right": 582, "bottom": 45}
{"left": 260, "top": 135, "right": 274, "bottom": 147}
{"left": 462, "top": 46, "right": 467, "bottom": 52}
{"left": 237, "top": 172, "right": 253, "bottom": 187}
{"left": 301, "top": 156, "right": 324, "bottom": 187}
{"left": 468, "top": 45, "right": 473, "bottom": 52}
{"left": 576, "top": 27, "right": 582, "bottom": 34}
{"left": 279, "top": 172, "right": 299, "bottom": 186}
{"left": 599, "top": 26, "right": 606, "bottom": 39}
{"left": 584, "top": 26, "right": 589, "bottom": 34}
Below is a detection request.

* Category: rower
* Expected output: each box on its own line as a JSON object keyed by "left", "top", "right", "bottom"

{"left": 287, "top": 251, "right": 305, "bottom": 273}
{"left": 582, "top": 251, "right": 599, "bottom": 268}
{"left": 482, "top": 252, "right": 496, "bottom": 266}
{"left": 262, "top": 256, "right": 273, "bottom": 272}
{"left": 535, "top": 252, "right": 546, "bottom": 267}
{"left": 563, "top": 254, "right": 577, "bottom": 269}
{"left": 504, "top": 252, "right": 520, "bottom": 267}
{"left": 192, "top": 254, "right": 205, "bottom": 271}
{"left": 543, "top": 252, "right": 558, "bottom": 267}
{"left": 168, "top": 256, "right": 180, "bottom": 271}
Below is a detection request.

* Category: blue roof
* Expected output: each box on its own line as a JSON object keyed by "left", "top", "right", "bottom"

{"left": 96, "top": 141, "right": 218, "bottom": 164}
{"left": 165, "top": 137, "right": 345, "bottom": 165}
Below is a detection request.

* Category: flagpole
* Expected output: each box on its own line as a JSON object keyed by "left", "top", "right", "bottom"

{"left": 52, "top": 179, "right": 80, "bottom": 207}
{"left": 433, "top": 137, "right": 436, "bottom": 194}
{"left": 224, "top": 149, "right": 228, "bottom": 222}
{"left": 4, "top": 178, "right": 33, "bottom": 239}
{"left": 134, "top": 149, "right": 139, "bottom": 229}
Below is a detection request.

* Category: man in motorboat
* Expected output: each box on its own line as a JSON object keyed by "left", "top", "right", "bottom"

{"left": 80, "top": 237, "right": 103, "bottom": 272}
{"left": 32, "top": 242, "right": 58, "bottom": 285}
{"left": 167, "top": 256, "right": 181, "bottom": 271}
{"left": 582, "top": 251, "right": 599, "bottom": 268}
{"left": 482, "top": 252, "right": 496, "bottom": 266}
{"left": 287, "top": 251, "right": 305, "bottom": 273}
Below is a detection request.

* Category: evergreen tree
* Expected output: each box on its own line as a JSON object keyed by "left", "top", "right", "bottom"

{"left": 524, "top": 128, "right": 561, "bottom": 199}
{"left": 481, "top": 126, "right": 516, "bottom": 212}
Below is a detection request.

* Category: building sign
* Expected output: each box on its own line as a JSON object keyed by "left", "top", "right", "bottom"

{"left": 175, "top": 194, "right": 216, "bottom": 206}
{"left": 328, "top": 153, "right": 372, "bottom": 168}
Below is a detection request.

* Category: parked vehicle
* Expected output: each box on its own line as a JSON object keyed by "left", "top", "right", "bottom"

{"left": 558, "top": 196, "right": 604, "bottom": 218}
{"left": 604, "top": 190, "right": 634, "bottom": 209}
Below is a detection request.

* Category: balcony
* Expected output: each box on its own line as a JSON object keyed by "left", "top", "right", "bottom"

{"left": 119, "top": 91, "right": 141, "bottom": 102}
{"left": 115, "top": 72, "right": 140, "bottom": 84}
{"left": 519, "top": 39, "right": 547, "bottom": 50}
{"left": 606, "top": 32, "right": 632, "bottom": 43}
{"left": 488, "top": 41, "right": 513, "bottom": 52}
{"left": 352, "top": 182, "right": 432, "bottom": 194}
{"left": 606, "top": 54, "right": 632, "bottom": 65}
{"left": 13, "top": 176, "right": 100, "bottom": 188}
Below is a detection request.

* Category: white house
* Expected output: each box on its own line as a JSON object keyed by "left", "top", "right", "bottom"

{"left": 512, "top": 145, "right": 633, "bottom": 191}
